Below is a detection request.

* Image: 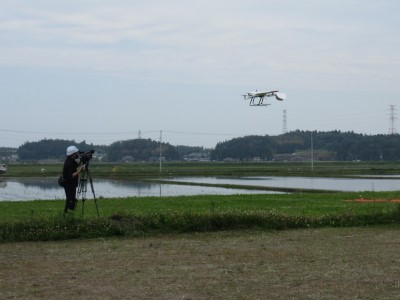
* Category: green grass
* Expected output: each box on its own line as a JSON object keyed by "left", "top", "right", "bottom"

{"left": 2, "top": 192, "right": 400, "bottom": 243}
{"left": 2, "top": 192, "right": 400, "bottom": 220}
{"left": 4, "top": 160, "right": 400, "bottom": 179}
{"left": 2, "top": 161, "right": 400, "bottom": 242}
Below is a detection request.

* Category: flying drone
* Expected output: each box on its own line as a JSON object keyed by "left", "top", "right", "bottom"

{"left": 243, "top": 90, "right": 286, "bottom": 106}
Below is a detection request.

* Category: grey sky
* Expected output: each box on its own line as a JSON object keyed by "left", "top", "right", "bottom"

{"left": 1, "top": 1, "right": 399, "bottom": 148}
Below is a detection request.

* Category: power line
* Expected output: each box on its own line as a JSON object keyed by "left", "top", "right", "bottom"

{"left": 0, "top": 128, "right": 243, "bottom": 137}
{"left": 0, "top": 128, "right": 250, "bottom": 148}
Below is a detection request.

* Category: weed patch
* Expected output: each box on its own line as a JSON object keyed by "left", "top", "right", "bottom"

{"left": 2, "top": 209, "right": 400, "bottom": 243}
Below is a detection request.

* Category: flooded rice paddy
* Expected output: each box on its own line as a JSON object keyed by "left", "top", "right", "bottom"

{"left": 0, "top": 177, "right": 275, "bottom": 201}
{"left": 1, "top": 175, "right": 399, "bottom": 201}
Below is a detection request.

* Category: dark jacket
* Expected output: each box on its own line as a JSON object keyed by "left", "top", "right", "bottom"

{"left": 63, "top": 156, "right": 79, "bottom": 188}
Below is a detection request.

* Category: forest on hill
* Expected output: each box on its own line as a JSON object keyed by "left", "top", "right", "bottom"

{"left": 211, "top": 130, "right": 400, "bottom": 161}
{"left": 3, "top": 130, "right": 400, "bottom": 162}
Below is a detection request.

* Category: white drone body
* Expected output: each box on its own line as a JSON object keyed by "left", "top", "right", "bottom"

{"left": 243, "top": 90, "right": 286, "bottom": 106}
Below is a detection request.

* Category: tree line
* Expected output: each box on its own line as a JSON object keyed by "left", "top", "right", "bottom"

{"left": 14, "top": 138, "right": 206, "bottom": 162}
{"left": 211, "top": 130, "right": 400, "bottom": 161}
{"left": 8, "top": 130, "right": 400, "bottom": 162}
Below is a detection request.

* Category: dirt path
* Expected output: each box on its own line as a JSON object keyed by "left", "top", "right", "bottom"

{"left": 1, "top": 227, "right": 400, "bottom": 299}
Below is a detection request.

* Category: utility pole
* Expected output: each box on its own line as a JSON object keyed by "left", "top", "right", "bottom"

{"left": 282, "top": 109, "right": 288, "bottom": 134}
{"left": 159, "top": 130, "right": 162, "bottom": 173}
{"left": 388, "top": 105, "right": 398, "bottom": 135}
{"left": 311, "top": 132, "right": 314, "bottom": 172}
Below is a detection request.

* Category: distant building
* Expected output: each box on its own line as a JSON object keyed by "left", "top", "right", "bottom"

{"left": 183, "top": 152, "right": 210, "bottom": 162}
{"left": 122, "top": 156, "right": 134, "bottom": 162}
{"left": 273, "top": 150, "right": 335, "bottom": 161}
{"left": 149, "top": 157, "right": 165, "bottom": 162}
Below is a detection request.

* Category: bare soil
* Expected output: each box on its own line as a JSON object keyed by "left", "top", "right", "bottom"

{"left": 1, "top": 227, "right": 400, "bottom": 299}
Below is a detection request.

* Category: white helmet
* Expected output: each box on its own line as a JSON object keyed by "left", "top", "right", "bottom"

{"left": 66, "top": 145, "right": 79, "bottom": 156}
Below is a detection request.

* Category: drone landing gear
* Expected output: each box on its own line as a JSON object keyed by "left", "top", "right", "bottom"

{"left": 249, "top": 97, "right": 271, "bottom": 106}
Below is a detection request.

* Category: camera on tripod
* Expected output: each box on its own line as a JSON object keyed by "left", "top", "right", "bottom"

{"left": 79, "top": 149, "right": 95, "bottom": 165}
{"left": 77, "top": 149, "right": 99, "bottom": 217}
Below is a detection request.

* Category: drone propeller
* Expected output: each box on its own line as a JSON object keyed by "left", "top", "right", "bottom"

{"left": 275, "top": 92, "right": 286, "bottom": 101}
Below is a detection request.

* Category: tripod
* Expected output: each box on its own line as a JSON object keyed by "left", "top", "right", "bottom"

{"left": 77, "top": 164, "right": 100, "bottom": 217}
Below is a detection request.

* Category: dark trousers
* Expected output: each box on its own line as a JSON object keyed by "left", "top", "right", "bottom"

{"left": 64, "top": 186, "right": 77, "bottom": 213}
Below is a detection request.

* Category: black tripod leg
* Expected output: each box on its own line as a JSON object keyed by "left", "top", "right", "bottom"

{"left": 88, "top": 170, "right": 100, "bottom": 217}
{"left": 77, "top": 170, "right": 88, "bottom": 217}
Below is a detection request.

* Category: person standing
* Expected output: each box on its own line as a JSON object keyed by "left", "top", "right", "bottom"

{"left": 63, "top": 145, "right": 85, "bottom": 213}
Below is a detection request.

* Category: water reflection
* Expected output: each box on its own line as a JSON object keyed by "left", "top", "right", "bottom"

{"left": 2, "top": 175, "right": 399, "bottom": 201}
{"left": 0, "top": 177, "right": 273, "bottom": 201}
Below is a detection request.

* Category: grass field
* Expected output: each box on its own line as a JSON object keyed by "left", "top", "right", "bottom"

{"left": 4, "top": 160, "right": 400, "bottom": 179}
{"left": 2, "top": 191, "right": 400, "bottom": 220}
{"left": 2, "top": 161, "right": 400, "bottom": 242}
{"left": 2, "top": 226, "right": 400, "bottom": 299}
{"left": 2, "top": 161, "right": 400, "bottom": 297}
{"left": 1, "top": 192, "right": 400, "bottom": 242}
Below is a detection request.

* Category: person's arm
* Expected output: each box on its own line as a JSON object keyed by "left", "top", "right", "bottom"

{"left": 72, "top": 165, "right": 85, "bottom": 178}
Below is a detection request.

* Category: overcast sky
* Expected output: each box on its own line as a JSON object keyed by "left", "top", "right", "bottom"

{"left": 1, "top": 0, "right": 399, "bottom": 148}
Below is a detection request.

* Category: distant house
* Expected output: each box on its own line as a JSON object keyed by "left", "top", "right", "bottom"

{"left": 184, "top": 152, "right": 210, "bottom": 162}
{"left": 122, "top": 156, "right": 134, "bottom": 162}
{"left": 273, "top": 150, "right": 335, "bottom": 161}
{"left": 149, "top": 157, "right": 165, "bottom": 162}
